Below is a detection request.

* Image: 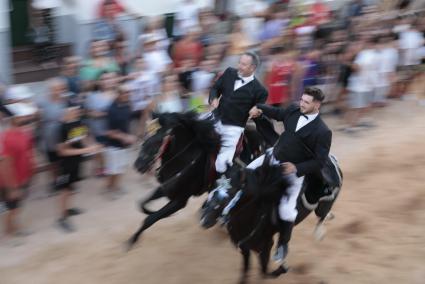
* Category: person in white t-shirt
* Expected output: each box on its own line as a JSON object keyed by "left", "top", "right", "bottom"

{"left": 374, "top": 35, "right": 399, "bottom": 106}
{"left": 128, "top": 57, "right": 160, "bottom": 137}
{"left": 344, "top": 37, "right": 379, "bottom": 132}
{"left": 173, "top": 0, "right": 201, "bottom": 37}
{"left": 143, "top": 35, "right": 173, "bottom": 75}
{"left": 137, "top": 16, "right": 170, "bottom": 55}
{"left": 399, "top": 23, "right": 424, "bottom": 67}
{"left": 231, "top": 0, "right": 269, "bottom": 46}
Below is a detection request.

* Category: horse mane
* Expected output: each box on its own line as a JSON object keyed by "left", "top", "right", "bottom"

{"left": 243, "top": 156, "right": 290, "bottom": 201}
{"left": 173, "top": 111, "right": 220, "bottom": 155}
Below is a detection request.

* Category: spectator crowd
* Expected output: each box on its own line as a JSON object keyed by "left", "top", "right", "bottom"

{"left": 0, "top": 0, "right": 424, "bottom": 244}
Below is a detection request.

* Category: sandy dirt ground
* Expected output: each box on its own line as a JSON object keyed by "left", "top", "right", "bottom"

{"left": 0, "top": 99, "right": 424, "bottom": 284}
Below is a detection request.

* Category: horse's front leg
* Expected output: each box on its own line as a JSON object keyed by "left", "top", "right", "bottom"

{"left": 127, "top": 198, "right": 188, "bottom": 250}
{"left": 238, "top": 247, "right": 251, "bottom": 284}
{"left": 259, "top": 239, "right": 273, "bottom": 277}
{"left": 139, "top": 187, "right": 165, "bottom": 214}
{"left": 268, "top": 263, "right": 289, "bottom": 278}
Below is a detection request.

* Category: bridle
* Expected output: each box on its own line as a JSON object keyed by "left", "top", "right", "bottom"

{"left": 144, "top": 127, "right": 201, "bottom": 181}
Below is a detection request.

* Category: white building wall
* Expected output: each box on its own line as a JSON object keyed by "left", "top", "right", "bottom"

{"left": 0, "top": 0, "right": 12, "bottom": 83}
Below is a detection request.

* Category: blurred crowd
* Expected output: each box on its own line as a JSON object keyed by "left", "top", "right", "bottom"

{"left": 0, "top": 0, "right": 424, "bottom": 243}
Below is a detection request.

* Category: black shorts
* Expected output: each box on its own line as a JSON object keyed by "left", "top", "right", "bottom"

{"left": 0, "top": 187, "right": 22, "bottom": 210}
{"left": 55, "top": 161, "right": 82, "bottom": 191}
{"left": 95, "top": 135, "right": 108, "bottom": 145}
{"left": 131, "top": 109, "right": 147, "bottom": 121}
{"left": 47, "top": 150, "right": 60, "bottom": 163}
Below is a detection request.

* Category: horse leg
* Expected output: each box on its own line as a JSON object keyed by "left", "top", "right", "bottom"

{"left": 269, "top": 264, "right": 289, "bottom": 278}
{"left": 127, "top": 198, "right": 188, "bottom": 250}
{"left": 313, "top": 188, "right": 340, "bottom": 240}
{"left": 314, "top": 201, "right": 336, "bottom": 241}
{"left": 259, "top": 240, "right": 273, "bottom": 277}
{"left": 239, "top": 247, "right": 251, "bottom": 284}
{"left": 139, "top": 187, "right": 165, "bottom": 214}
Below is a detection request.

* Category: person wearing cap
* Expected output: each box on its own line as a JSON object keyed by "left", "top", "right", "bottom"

{"left": 55, "top": 106, "right": 102, "bottom": 232}
{"left": 0, "top": 102, "right": 37, "bottom": 240}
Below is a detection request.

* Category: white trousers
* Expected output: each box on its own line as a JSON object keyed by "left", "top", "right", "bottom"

{"left": 247, "top": 149, "right": 304, "bottom": 222}
{"left": 214, "top": 121, "right": 244, "bottom": 174}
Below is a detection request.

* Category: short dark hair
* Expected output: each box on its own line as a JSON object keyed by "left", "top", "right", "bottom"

{"left": 304, "top": 87, "right": 325, "bottom": 102}
{"left": 243, "top": 51, "right": 260, "bottom": 68}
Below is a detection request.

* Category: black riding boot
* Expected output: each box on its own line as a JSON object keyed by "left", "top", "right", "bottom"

{"left": 273, "top": 221, "right": 294, "bottom": 262}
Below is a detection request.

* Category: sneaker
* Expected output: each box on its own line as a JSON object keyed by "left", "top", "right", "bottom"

{"left": 66, "top": 208, "right": 85, "bottom": 216}
{"left": 14, "top": 229, "right": 33, "bottom": 237}
{"left": 57, "top": 218, "right": 75, "bottom": 233}
{"left": 342, "top": 127, "right": 357, "bottom": 134}
{"left": 0, "top": 202, "right": 7, "bottom": 214}
{"left": 102, "top": 190, "right": 120, "bottom": 201}
{"left": 5, "top": 237, "right": 25, "bottom": 247}
{"left": 47, "top": 182, "right": 58, "bottom": 197}
{"left": 95, "top": 168, "right": 106, "bottom": 178}
{"left": 273, "top": 244, "right": 288, "bottom": 263}
{"left": 114, "top": 187, "right": 127, "bottom": 196}
{"left": 357, "top": 121, "right": 376, "bottom": 128}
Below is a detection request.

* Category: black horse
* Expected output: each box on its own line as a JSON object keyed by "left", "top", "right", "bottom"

{"left": 203, "top": 154, "right": 291, "bottom": 283}
{"left": 200, "top": 155, "right": 343, "bottom": 282}
{"left": 128, "top": 111, "right": 266, "bottom": 249}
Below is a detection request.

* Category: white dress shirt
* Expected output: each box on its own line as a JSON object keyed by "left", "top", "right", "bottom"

{"left": 234, "top": 73, "right": 255, "bottom": 91}
{"left": 295, "top": 112, "right": 319, "bottom": 132}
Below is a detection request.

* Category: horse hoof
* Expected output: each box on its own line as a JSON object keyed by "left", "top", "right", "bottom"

{"left": 269, "top": 264, "right": 289, "bottom": 278}
{"left": 124, "top": 240, "right": 134, "bottom": 252}
{"left": 314, "top": 224, "right": 327, "bottom": 241}
{"left": 125, "top": 235, "right": 139, "bottom": 252}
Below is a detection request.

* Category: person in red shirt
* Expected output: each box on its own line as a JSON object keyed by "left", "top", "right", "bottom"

{"left": 310, "top": 0, "right": 330, "bottom": 26}
{"left": 1, "top": 103, "right": 36, "bottom": 238}
{"left": 172, "top": 28, "right": 204, "bottom": 69}
{"left": 265, "top": 47, "right": 295, "bottom": 106}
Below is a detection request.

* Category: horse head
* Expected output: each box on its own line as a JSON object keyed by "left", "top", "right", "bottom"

{"left": 134, "top": 113, "right": 179, "bottom": 173}
{"left": 200, "top": 154, "right": 290, "bottom": 229}
{"left": 134, "top": 111, "right": 220, "bottom": 174}
{"left": 200, "top": 163, "right": 245, "bottom": 229}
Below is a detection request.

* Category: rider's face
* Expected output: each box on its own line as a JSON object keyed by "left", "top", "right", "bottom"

{"left": 237, "top": 55, "right": 255, "bottom": 77}
{"left": 299, "top": 94, "right": 320, "bottom": 114}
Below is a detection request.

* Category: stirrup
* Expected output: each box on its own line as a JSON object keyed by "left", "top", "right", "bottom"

{"left": 215, "top": 175, "right": 232, "bottom": 191}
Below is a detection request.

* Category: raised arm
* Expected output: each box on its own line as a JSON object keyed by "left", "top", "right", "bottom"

{"left": 256, "top": 104, "right": 289, "bottom": 122}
